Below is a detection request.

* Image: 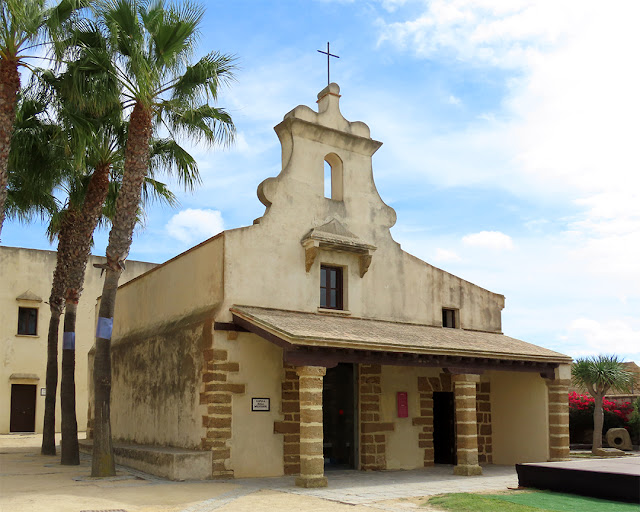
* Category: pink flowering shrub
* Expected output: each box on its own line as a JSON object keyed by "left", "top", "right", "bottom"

{"left": 568, "top": 391, "right": 633, "bottom": 443}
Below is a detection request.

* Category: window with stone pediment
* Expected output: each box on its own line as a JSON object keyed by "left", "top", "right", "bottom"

{"left": 17, "top": 307, "right": 38, "bottom": 336}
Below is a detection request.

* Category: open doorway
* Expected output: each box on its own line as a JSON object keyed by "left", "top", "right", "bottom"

{"left": 323, "top": 363, "right": 357, "bottom": 469}
{"left": 433, "top": 391, "right": 456, "bottom": 464}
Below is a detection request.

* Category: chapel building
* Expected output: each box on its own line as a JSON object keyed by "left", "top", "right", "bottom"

{"left": 88, "top": 84, "right": 572, "bottom": 486}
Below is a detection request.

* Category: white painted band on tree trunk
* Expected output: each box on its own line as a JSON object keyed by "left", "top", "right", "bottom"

{"left": 96, "top": 317, "right": 113, "bottom": 339}
{"left": 63, "top": 332, "right": 75, "bottom": 350}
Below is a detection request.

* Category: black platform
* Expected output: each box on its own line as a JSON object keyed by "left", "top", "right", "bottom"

{"left": 516, "top": 457, "right": 640, "bottom": 503}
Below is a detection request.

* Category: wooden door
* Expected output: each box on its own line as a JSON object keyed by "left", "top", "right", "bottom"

{"left": 10, "top": 384, "right": 37, "bottom": 432}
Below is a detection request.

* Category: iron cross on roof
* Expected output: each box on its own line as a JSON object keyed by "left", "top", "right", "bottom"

{"left": 317, "top": 42, "right": 339, "bottom": 86}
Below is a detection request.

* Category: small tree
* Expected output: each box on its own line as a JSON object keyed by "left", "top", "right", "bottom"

{"left": 571, "top": 355, "right": 633, "bottom": 453}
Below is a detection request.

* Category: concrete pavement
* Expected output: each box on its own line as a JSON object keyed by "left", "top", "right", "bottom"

{"left": 0, "top": 434, "right": 518, "bottom": 512}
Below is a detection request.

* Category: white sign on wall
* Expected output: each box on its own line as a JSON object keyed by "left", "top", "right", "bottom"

{"left": 251, "top": 398, "right": 270, "bottom": 412}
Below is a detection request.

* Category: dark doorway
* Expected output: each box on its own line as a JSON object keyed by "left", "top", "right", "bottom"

{"left": 323, "top": 363, "right": 356, "bottom": 469}
{"left": 433, "top": 391, "right": 456, "bottom": 464}
{"left": 10, "top": 384, "right": 37, "bottom": 432}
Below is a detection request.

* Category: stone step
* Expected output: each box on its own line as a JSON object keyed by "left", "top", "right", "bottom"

{"left": 79, "top": 439, "right": 212, "bottom": 481}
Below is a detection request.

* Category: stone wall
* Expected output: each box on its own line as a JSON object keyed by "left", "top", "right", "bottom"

{"left": 476, "top": 382, "right": 492, "bottom": 464}
{"left": 359, "top": 364, "right": 394, "bottom": 470}
{"left": 547, "top": 377, "right": 570, "bottom": 461}
{"left": 200, "top": 329, "right": 244, "bottom": 478}
{"left": 274, "top": 364, "right": 301, "bottom": 475}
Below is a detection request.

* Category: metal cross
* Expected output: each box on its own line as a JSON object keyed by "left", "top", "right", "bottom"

{"left": 317, "top": 42, "right": 339, "bottom": 86}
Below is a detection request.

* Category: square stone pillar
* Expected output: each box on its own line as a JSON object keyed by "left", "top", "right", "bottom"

{"left": 452, "top": 374, "right": 483, "bottom": 476}
{"left": 295, "top": 366, "right": 328, "bottom": 488}
{"left": 547, "top": 365, "right": 571, "bottom": 461}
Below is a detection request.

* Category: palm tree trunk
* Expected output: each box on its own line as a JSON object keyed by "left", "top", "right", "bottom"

{"left": 592, "top": 393, "right": 604, "bottom": 452}
{"left": 0, "top": 58, "right": 20, "bottom": 237}
{"left": 41, "top": 210, "right": 78, "bottom": 455}
{"left": 92, "top": 103, "right": 151, "bottom": 477}
{"left": 61, "top": 299, "right": 79, "bottom": 465}
{"left": 60, "top": 162, "right": 111, "bottom": 465}
{"left": 42, "top": 308, "right": 61, "bottom": 455}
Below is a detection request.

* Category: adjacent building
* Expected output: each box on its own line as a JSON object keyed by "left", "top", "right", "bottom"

{"left": 0, "top": 246, "right": 155, "bottom": 434}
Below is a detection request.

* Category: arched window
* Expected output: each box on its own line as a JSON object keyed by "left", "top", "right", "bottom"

{"left": 323, "top": 153, "right": 343, "bottom": 201}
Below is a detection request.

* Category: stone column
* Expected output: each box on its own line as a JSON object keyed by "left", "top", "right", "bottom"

{"left": 295, "top": 366, "right": 328, "bottom": 488}
{"left": 452, "top": 374, "right": 483, "bottom": 476}
{"left": 547, "top": 365, "right": 571, "bottom": 461}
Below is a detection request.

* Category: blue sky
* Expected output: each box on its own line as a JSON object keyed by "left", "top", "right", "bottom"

{"left": 4, "top": 0, "right": 639, "bottom": 363}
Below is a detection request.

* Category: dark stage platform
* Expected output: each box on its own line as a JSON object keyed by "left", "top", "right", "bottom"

{"left": 516, "top": 456, "right": 640, "bottom": 503}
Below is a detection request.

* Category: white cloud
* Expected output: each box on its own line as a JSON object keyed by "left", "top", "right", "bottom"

{"left": 375, "top": 1, "right": 640, "bottom": 209}
{"left": 377, "top": 0, "right": 573, "bottom": 68}
{"left": 462, "top": 231, "right": 513, "bottom": 250}
{"left": 379, "top": 0, "right": 410, "bottom": 12}
{"left": 433, "top": 248, "right": 461, "bottom": 262}
{"left": 447, "top": 94, "right": 461, "bottom": 106}
{"left": 566, "top": 318, "right": 640, "bottom": 360}
{"left": 166, "top": 209, "right": 224, "bottom": 244}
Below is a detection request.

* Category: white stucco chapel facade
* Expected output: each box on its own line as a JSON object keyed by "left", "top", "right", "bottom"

{"left": 88, "top": 84, "right": 572, "bottom": 485}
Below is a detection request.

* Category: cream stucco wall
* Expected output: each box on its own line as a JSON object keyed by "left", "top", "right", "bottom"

{"left": 490, "top": 370, "right": 549, "bottom": 464}
{"left": 101, "top": 235, "right": 225, "bottom": 447}
{"left": 0, "top": 246, "right": 155, "bottom": 434}
{"left": 110, "top": 235, "right": 224, "bottom": 339}
{"left": 225, "top": 332, "right": 284, "bottom": 477}
{"left": 380, "top": 366, "right": 442, "bottom": 470}
{"left": 217, "top": 84, "right": 504, "bottom": 332}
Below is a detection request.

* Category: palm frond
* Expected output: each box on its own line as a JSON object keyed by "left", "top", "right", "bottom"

{"left": 169, "top": 51, "right": 236, "bottom": 105}
{"left": 572, "top": 355, "right": 634, "bottom": 396}
{"left": 0, "top": 0, "right": 47, "bottom": 61}
{"left": 148, "top": 137, "right": 199, "bottom": 191}
{"left": 163, "top": 102, "right": 235, "bottom": 147}
{"left": 6, "top": 85, "right": 68, "bottom": 223}
{"left": 147, "top": 0, "right": 203, "bottom": 69}
{"left": 142, "top": 176, "right": 177, "bottom": 208}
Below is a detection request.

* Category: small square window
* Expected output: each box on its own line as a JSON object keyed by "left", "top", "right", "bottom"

{"left": 320, "top": 266, "right": 343, "bottom": 310}
{"left": 18, "top": 307, "right": 38, "bottom": 336}
{"left": 442, "top": 308, "right": 457, "bottom": 329}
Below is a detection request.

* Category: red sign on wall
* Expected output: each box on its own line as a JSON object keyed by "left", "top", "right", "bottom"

{"left": 397, "top": 391, "right": 408, "bottom": 418}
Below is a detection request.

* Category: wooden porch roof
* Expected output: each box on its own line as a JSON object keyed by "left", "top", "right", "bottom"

{"left": 226, "top": 305, "right": 571, "bottom": 377}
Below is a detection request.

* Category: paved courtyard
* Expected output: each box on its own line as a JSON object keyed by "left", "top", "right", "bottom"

{"left": 0, "top": 434, "right": 519, "bottom": 512}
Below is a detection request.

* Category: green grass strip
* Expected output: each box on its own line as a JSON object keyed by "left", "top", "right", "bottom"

{"left": 428, "top": 493, "right": 539, "bottom": 511}
{"left": 427, "top": 491, "right": 639, "bottom": 511}
{"left": 486, "top": 491, "right": 640, "bottom": 511}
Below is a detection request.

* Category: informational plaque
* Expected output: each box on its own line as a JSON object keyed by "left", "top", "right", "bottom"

{"left": 397, "top": 391, "right": 409, "bottom": 418}
{"left": 252, "top": 398, "right": 270, "bottom": 412}
{"left": 40, "top": 388, "right": 46, "bottom": 396}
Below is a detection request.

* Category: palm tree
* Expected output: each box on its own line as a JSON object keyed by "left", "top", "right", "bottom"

{"left": 0, "top": 0, "right": 86, "bottom": 237}
{"left": 71, "top": 0, "right": 235, "bottom": 477}
{"left": 27, "top": 62, "right": 122, "bottom": 459}
{"left": 572, "top": 355, "right": 634, "bottom": 453}
{"left": 6, "top": 87, "right": 69, "bottom": 456}
{"left": 9, "top": 66, "right": 198, "bottom": 462}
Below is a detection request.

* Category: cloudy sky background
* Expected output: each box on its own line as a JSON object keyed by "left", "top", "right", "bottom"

{"left": 4, "top": 0, "right": 639, "bottom": 363}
